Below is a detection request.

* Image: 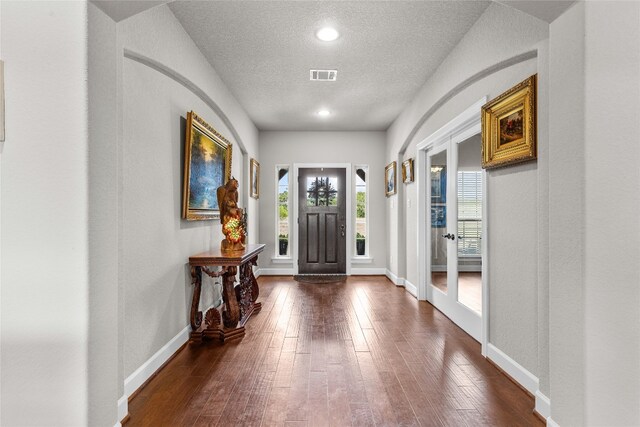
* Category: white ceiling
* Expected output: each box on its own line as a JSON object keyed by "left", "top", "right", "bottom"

{"left": 93, "top": 0, "right": 574, "bottom": 132}
{"left": 169, "top": 1, "right": 491, "bottom": 131}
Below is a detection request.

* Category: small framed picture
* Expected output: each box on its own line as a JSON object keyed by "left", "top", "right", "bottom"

{"left": 250, "top": 158, "right": 260, "bottom": 199}
{"left": 402, "top": 158, "right": 414, "bottom": 184}
{"left": 385, "top": 161, "right": 396, "bottom": 197}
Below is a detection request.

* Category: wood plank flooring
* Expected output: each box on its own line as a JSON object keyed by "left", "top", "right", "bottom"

{"left": 127, "top": 276, "right": 543, "bottom": 427}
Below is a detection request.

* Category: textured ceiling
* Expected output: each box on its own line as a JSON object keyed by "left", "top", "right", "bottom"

{"left": 169, "top": 1, "right": 491, "bottom": 131}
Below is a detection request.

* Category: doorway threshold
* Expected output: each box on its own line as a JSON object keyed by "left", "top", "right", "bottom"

{"left": 293, "top": 274, "right": 347, "bottom": 284}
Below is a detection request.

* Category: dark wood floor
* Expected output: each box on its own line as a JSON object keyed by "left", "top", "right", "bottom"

{"left": 127, "top": 276, "right": 543, "bottom": 427}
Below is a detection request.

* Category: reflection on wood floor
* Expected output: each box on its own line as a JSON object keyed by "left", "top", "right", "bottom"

{"left": 127, "top": 275, "right": 541, "bottom": 427}
{"left": 431, "top": 272, "right": 482, "bottom": 314}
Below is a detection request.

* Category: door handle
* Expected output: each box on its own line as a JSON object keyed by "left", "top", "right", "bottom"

{"left": 441, "top": 233, "right": 455, "bottom": 240}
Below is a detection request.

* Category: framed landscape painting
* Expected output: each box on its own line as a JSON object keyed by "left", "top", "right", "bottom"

{"left": 402, "top": 158, "right": 414, "bottom": 184}
{"left": 482, "top": 74, "right": 537, "bottom": 169}
{"left": 250, "top": 158, "right": 260, "bottom": 199}
{"left": 182, "top": 111, "right": 232, "bottom": 220}
{"left": 385, "top": 161, "right": 396, "bottom": 197}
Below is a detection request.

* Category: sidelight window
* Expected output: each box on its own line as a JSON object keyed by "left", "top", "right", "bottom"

{"left": 354, "top": 166, "right": 368, "bottom": 257}
{"left": 276, "top": 166, "right": 290, "bottom": 257}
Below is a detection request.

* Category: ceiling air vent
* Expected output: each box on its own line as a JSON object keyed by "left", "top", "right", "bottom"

{"left": 310, "top": 69, "right": 337, "bottom": 81}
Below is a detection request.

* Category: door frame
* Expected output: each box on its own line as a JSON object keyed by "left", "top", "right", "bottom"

{"left": 292, "top": 163, "right": 352, "bottom": 276}
{"left": 416, "top": 97, "right": 489, "bottom": 355}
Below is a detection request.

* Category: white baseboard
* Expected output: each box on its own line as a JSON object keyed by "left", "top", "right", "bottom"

{"left": 404, "top": 279, "right": 418, "bottom": 298}
{"left": 486, "top": 343, "right": 554, "bottom": 424}
{"left": 124, "top": 325, "right": 190, "bottom": 397}
{"left": 258, "top": 268, "right": 295, "bottom": 275}
{"left": 254, "top": 268, "right": 261, "bottom": 278}
{"left": 116, "top": 394, "right": 128, "bottom": 427}
{"left": 351, "top": 268, "right": 386, "bottom": 275}
{"left": 547, "top": 417, "right": 560, "bottom": 427}
{"left": 486, "top": 343, "right": 538, "bottom": 394}
{"left": 535, "top": 390, "right": 550, "bottom": 420}
{"left": 385, "top": 269, "right": 404, "bottom": 286}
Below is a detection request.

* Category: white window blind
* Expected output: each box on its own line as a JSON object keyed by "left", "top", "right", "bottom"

{"left": 457, "top": 171, "right": 482, "bottom": 256}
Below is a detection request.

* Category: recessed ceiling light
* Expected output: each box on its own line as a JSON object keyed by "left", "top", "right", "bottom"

{"left": 317, "top": 109, "right": 331, "bottom": 117}
{"left": 316, "top": 27, "right": 339, "bottom": 42}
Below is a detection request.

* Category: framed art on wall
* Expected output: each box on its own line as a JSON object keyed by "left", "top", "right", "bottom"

{"left": 402, "top": 158, "right": 414, "bottom": 184}
{"left": 250, "top": 158, "right": 260, "bottom": 199}
{"left": 482, "top": 74, "right": 537, "bottom": 169}
{"left": 182, "top": 111, "right": 232, "bottom": 220}
{"left": 385, "top": 161, "right": 396, "bottom": 197}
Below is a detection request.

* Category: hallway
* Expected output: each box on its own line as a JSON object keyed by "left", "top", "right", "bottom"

{"left": 128, "top": 276, "right": 541, "bottom": 426}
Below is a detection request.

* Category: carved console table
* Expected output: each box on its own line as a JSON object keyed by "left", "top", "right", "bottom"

{"left": 188, "top": 243, "right": 265, "bottom": 344}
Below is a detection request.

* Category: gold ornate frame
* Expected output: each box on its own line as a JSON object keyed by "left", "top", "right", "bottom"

{"left": 482, "top": 75, "right": 537, "bottom": 169}
{"left": 250, "top": 158, "right": 260, "bottom": 199}
{"left": 385, "top": 161, "right": 397, "bottom": 197}
{"left": 182, "top": 111, "right": 232, "bottom": 220}
{"left": 402, "top": 158, "right": 414, "bottom": 184}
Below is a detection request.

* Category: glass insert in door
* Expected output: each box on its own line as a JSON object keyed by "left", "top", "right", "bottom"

{"left": 456, "top": 135, "right": 483, "bottom": 314}
{"left": 306, "top": 176, "right": 338, "bottom": 207}
{"left": 430, "top": 149, "right": 448, "bottom": 294}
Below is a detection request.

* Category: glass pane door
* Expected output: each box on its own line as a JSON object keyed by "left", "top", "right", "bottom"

{"left": 425, "top": 133, "right": 482, "bottom": 343}
{"left": 456, "top": 135, "right": 483, "bottom": 314}
{"left": 430, "top": 148, "right": 449, "bottom": 294}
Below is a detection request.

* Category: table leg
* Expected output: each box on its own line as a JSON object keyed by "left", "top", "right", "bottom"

{"left": 221, "top": 265, "right": 240, "bottom": 328}
{"left": 189, "top": 266, "right": 204, "bottom": 343}
{"left": 250, "top": 256, "right": 260, "bottom": 304}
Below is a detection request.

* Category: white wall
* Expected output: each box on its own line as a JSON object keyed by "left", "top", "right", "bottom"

{"left": 583, "top": 4, "right": 640, "bottom": 424}
{"left": 1, "top": 2, "right": 90, "bottom": 425}
{"left": 548, "top": 3, "right": 585, "bottom": 424}
{"left": 118, "top": 4, "right": 259, "bottom": 380}
{"left": 549, "top": 2, "right": 640, "bottom": 425}
{"left": 258, "top": 131, "right": 387, "bottom": 272}
{"left": 88, "top": 3, "right": 120, "bottom": 426}
{"left": 386, "top": 0, "right": 550, "bottom": 398}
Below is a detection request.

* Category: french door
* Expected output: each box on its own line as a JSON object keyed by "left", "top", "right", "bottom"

{"left": 426, "top": 133, "right": 484, "bottom": 342}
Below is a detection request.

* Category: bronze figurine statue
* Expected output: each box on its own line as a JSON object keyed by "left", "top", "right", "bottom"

{"left": 216, "top": 177, "right": 246, "bottom": 252}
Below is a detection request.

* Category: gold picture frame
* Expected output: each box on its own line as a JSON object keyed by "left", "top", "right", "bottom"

{"left": 402, "top": 158, "right": 414, "bottom": 184}
{"left": 250, "top": 158, "right": 260, "bottom": 199}
{"left": 482, "top": 74, "right": 537, "bottom": 169}
{"left": 385, "top": 161, "right": 396, "bottom": 197}
{"left": 182, "top": 111, "right": 232, "bottom": 220}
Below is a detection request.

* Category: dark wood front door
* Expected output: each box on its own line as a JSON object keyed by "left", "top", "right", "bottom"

{"left": 298, "top": 168, "right": 346, "bottom": 274}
